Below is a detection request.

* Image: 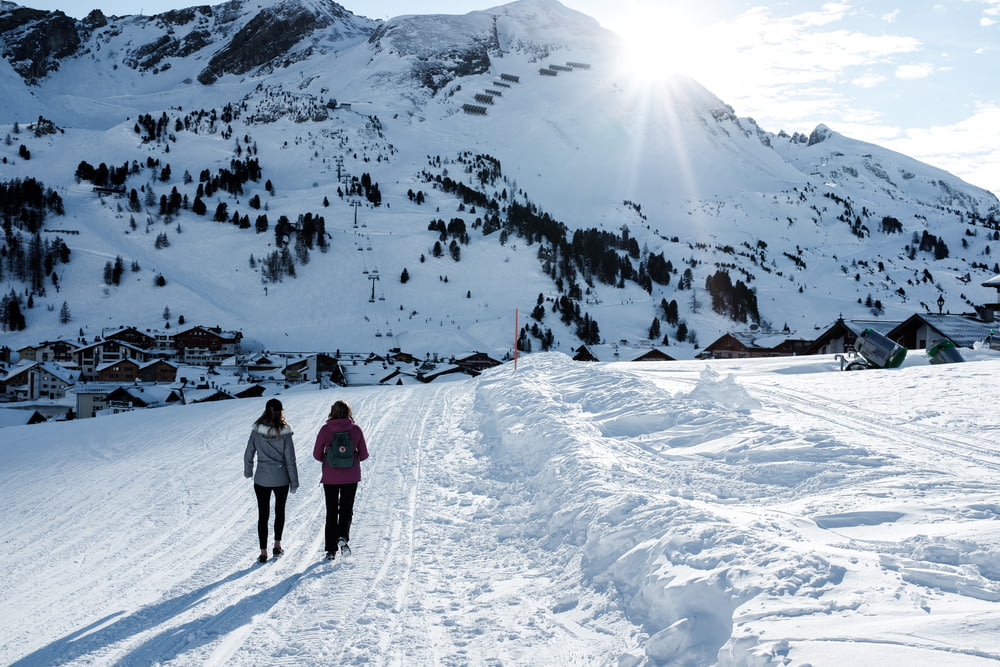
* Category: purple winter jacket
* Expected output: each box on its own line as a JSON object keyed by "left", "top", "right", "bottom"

{"left": 313, "top": 418, "right": 369, "bottom": 484}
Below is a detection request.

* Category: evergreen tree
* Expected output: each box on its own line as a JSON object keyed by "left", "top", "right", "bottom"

{"left": 648, "top": 317, "right": 661, "bottom": 340}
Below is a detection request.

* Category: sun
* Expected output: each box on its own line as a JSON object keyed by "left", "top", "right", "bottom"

{"left": 613, "top": 5, "right": 706, "bottom": 82}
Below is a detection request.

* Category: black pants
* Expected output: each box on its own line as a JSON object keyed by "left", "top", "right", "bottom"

{"left": 254, "top": 484, "right": 289, "bottom": 550}
{"left": 323, "top": 482, "right": 358, "bottom": 552}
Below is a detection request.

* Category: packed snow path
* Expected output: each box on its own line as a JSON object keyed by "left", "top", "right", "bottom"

{"left": 3, "top": 352, "right": 1000, "bottom": 665}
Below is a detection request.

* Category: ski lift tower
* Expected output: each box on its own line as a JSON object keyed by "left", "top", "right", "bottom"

{"left": 351, "top": 200, "right": 362, "bottom": 228}
{"left": 368, "top": 272, "right": 379, "bottom": 303}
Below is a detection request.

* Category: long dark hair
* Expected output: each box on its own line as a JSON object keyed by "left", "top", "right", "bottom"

{"left": 327, "top": 400, "right": 352, "bottom": 421}
{"left": 254, "top": 398, "right": 288, "bottom": 436}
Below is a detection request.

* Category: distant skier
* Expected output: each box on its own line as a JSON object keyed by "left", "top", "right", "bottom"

{"left": 313, "top": 400, "right": 369, "bottom": 560}
{"left": 244, "top": 398, "right": 299, "bottom": 563}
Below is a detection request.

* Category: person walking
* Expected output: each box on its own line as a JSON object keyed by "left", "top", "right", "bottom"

{"left": 245, "top": 398, "right": 299, "bottom": 563}
{"left": 313, "top": 400, "right": 369, "bottom": 560}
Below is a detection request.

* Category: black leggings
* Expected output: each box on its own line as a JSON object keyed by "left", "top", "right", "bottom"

{"left": 323, "top": 483, "right": 358, "bottom": 552}
{"left": 254, "top": 484, "right": 289, "bottom": 550}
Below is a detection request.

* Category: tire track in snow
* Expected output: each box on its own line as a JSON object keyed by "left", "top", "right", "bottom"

{"left": 748, "top": 381, "right": 1000, "bottom": 474}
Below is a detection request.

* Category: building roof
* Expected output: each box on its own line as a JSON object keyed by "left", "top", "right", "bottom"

{"left": 890, "top": 313, "right": 996, "bottom": 348}
{"left": 37, "top": 362, "right": 78, "bottom": 384}
{"left": 0, "top": 407, "right": 46, "bottom": 427}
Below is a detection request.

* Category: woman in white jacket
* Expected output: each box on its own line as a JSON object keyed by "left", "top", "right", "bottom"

{"left": 244, "top": 398, "right": 299, "bottom": 563}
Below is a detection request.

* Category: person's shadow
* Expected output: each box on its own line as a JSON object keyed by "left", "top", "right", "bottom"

{"left": 10, "top": 562, "right": 325, "bottom": 666}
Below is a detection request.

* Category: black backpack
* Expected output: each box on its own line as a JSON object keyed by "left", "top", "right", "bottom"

{"left": 324, "top": 431, "right": 356, "bottom": 468}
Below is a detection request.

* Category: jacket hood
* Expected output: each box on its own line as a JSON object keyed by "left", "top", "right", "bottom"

{"left": 255, "top": 423, "right": 293, "bottom": 437}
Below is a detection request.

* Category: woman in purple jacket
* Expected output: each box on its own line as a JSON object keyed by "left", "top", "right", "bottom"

{"left": 244, "top": 398, "right": 299, "bottom": 563}
{"left": 313, "top": 400, "right": 369, "bottom": 560}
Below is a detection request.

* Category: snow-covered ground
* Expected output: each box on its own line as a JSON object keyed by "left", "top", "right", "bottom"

{"left": 2, "top": 349, "right": 1000, "bottom": 665}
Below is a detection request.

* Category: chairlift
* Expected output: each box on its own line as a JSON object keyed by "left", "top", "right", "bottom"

{"left": 375, "top": 330, "right": 383, "bottom": 337}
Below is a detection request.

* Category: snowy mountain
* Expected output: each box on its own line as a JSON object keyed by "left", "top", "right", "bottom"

{"left": 1, "top": 0, "right": 998, "bottom": 359}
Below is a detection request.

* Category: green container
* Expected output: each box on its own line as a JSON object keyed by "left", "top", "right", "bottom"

{"left": 927, "top": 339, "right": 964, "bottom": 364}
{"left": 857, "top": 328, "right": 908, "bottom": 369}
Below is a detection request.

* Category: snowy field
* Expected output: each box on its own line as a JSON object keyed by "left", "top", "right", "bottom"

{"left": 2, "top": 350, "right": 1000, "bottom": 666}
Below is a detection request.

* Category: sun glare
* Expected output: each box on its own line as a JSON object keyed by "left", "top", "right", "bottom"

{"left": 615, "top": 5, "right": 705, "bottom": 82}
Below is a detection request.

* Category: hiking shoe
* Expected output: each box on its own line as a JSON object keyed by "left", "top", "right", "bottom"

{"left": 338, "top": 538, "right": 351, "bottom": 557}
{"left": 325, "top": 550, "right": 337, "bottom": 561}
{"left": 273, "top": 546, "right": 284, "bottom": 557}
{"left": 257, "top": 553, "right": 268, "bottom": 564}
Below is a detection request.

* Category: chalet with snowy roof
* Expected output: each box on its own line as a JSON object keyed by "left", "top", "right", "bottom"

{"left": 72, "top": 384, "right": 126, "bottom": 418}
{"left": 453, "top": 352, "right": 503, "bottom": 374}
{"left": 93, "top": 358, "right": 178, "bottom": 383}
{"left": 72, "top": 340, "right": 152, "bottom": 380}
{"left": 573, "top": 345, "right": 599, "bottom": 361}
{"left": 888, "top": 313, "right": 996, "bottom": 350}
{"left": 0, "top": 407, "right": 47, "bottom": 426}
{"left": 283, "top": 354, "right": 345, "bottom": 385}
{"left": 231, "top": 384, "right": 267, "bottom": 399}
{"left": 106, "top": 385, "right": 183, "bottom": 411}
{"left": 171, "top": 326, "right": 242, "bottom": 363}
{"left": 139, "top": 359, "right": 179, "bottom": 383}
{"left": 104, "top": 326, "right": 158, "bottom": 350}
{"left": 96, "top": 359, "right": 142, "bottom": 383}
{"left": 698, "top": 333, "right": 772, "bottom": 359}
{"left": 1, "top": 361, "right": 78, "bottom": 400}
{"left": 630, "top": 348, "right": 677, "bottom": 362}
{"left": 184, "top": 388, "right": 236, "bottom": 404}
{"left": 804, "top": 318, "right": 903, "bottom": 355}
{"left": 980, "top": 274, "right": 1000, "bottom": 322}
{"left": 385, "top": 349, "right": 420, "bottom": 364}
{"left": 416, "top": 363, "right": 466, "bottom": 383}
{"left": 17, "top": 339, "right": 80, "bottom": 364}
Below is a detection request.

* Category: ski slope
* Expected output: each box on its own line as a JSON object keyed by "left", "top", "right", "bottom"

{"left": 3, "top": 350, "right": 1000, "bottom": 665}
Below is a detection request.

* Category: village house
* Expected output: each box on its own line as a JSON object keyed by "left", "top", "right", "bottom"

{"left": 72, "top": 340, "right": 153, "bottom": 381}
{"left": 804, "top": 318, "right": 902, "bottom": 356}
{"left": 697, "top": 332, "right": 786, "bottom": 359}
{"left": 73, "top": 384, "right": 124, "bottom": 419}
{"left": 16, "top": 339, "right": 80, "bottom": 364}
{"left": 630, "top": 348, "right": 678, "bottom": 362}
{"left": 106, "top": 385, "right": 183, "bottom": 411}
{"left": 1, "top": 361, "right": 79, "bottom": 400}
{"left": 888, "top": 313, "right": 996, "bottom": 350}
{"left": 979, "top": 274, "right": 1000, "bottom": 323}
{"left": 171, "top": 326, "right": 242, "bottom": 363}
{"left": 283, "top": 354, "right": 346, "bottom": 385}
{"left": 103, "top": 326, "right": 158, "bottom": 351}
{"left": 0, "top": 407, "right": 47, "bottom": 426}
{"left": 453, "top": 352, "right": 503, "bottom": 374}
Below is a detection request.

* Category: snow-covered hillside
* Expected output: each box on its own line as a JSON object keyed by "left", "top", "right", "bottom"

{"left": 1, "top": 0, "right": 998, "bottom": 359}
{"left": 3, "top": 352, "right": 1000, "bottom": 665}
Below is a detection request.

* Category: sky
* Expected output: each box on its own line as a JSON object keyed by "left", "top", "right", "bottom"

{"left": 15, "top": 0, "right": 1000, "bottom": 196}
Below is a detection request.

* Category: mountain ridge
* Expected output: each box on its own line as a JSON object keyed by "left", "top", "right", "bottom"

{"left": 0, "top": 0, "right": 997, "bottom": 359}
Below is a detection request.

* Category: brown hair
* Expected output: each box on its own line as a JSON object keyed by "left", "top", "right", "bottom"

{"left": 328, "top": 400, "right": 352, "bottom": 421}
{"left": 254, "top": 398, "right": 288, "bottom": 436}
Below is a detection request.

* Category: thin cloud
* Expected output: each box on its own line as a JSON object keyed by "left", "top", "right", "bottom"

{"left": 853, "top": 72, "right": 888, "bottom": 88}
{"left": 895, "top": 63, "right": 935, "bottom": 79}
